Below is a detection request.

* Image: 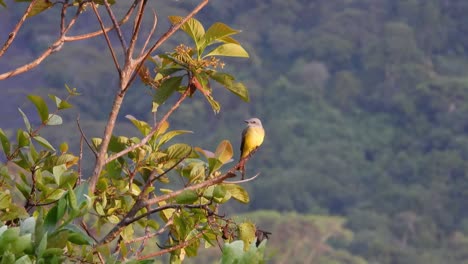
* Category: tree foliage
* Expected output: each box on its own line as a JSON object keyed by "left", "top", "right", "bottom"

{"left": 0, "top": 1, "right": 268, "bottom": 263}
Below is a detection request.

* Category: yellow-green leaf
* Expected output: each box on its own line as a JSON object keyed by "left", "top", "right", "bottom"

{"left": 33, "top": 136, "right": 55, "bottom": 151}
{"left": 204, "top": 43, "right": 249, "bottom": 58}
{"left": 222, "top": 184, "right": 250, "bottom": 204}
{"left": 214, "top": 140, "right": 233, "bottom": 164}
{"left": 27, "top": 0, "right": 53, "bottom": 18}
{"left": 168, "top": 16, "right": 205, "bottom": 52}
{"left": 0, "top": 128, "right": 10, "bottom": 156}
{"left": 27, "top": 95, "right": 49, "bottom": 123}
{"left": 175, "top": 190, "right": 199, "bottom": 204}
{"left": 204, "top": 22, "right": 240, "bottom": 47}
{"left": 238, "top": 222, "right": 256, "bottom": 251}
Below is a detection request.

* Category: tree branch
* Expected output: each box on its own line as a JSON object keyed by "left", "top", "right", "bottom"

{"left": 64, "top": 0, "right": 138, "bottom": 42}
{"left": 91, "top": 3, "right": 121, "bottom": 75}
{"left": 0, "top": 0, "right": 38, "bottom": 57}
{"left": 138, "top": 230, "right": 206, "bottom": 260}
{"left": 103, "top": 0, "right": 128, "bottom": 52}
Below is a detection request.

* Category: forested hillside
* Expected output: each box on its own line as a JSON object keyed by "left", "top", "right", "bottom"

{"left": 3, "top": 0, "right": 468, "bottom": 263}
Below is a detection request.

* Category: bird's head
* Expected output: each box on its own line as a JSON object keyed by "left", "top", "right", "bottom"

{"left": 245, "top": 118, "right": 263, "bottom": 127}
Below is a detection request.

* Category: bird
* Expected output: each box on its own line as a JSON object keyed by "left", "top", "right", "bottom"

{"left": 239, "top": 118, "right": 265, "bottom": 178}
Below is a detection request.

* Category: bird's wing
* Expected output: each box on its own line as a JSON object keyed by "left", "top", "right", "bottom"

{"left": 240, "top": 127, "right": 248, "bottom": 159}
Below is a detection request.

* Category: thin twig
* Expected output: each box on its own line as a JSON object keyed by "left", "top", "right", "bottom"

{"left": 0, "top": 3, "right": 85, "bottom": 80}
{"left": 0, "top": 0, "right": 38, "bottom": 57}
{"left": 80, "top": 221, "right": 99, "bottom": 243}
{"left": 128, "top": 0, "right": 148, "bottom": 61}
{"left": 126, "top": 217, "right": 173, "bottom": 244}
{"left": 77, "top": 116, "right": 98, "bottom": 158}
{"left": 140, "top": 9, "right": 158, "bottom": 56}
{"left": 78, "top": 135, "right": 83, "bottom": 185}
{"left": 223, "top": 173, "right": 261, "bottom": 184}
{"left": 60, "top": 3, "right": 67, "bottom": 34}
{"left": 138, "top": 230, "right": 206, "bottom": 260}
{"left": 64, "top": 0, "right": 138, "bottom": 42}
{"left": 129, "top": 202, "right": 211, "bottom": 226}
{"left": 91, "top": 3, "right": 121, "bottom": 76}
{"left": 104, "top": 0, "right": 128, "bottom": 51}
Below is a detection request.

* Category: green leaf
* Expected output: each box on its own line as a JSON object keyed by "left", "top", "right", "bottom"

{"left": 214, "top": 140, "right": 233, "bottom": 164}
{"left": 219, "top": 36, "right": 241, "bottom": 45}
{"left": 46, "top": 114, "right": 62, "bottom": 126}
{"left": 48, "top": 95, "right": 73, "bottom": 110}
{"left": 107, "top": 215, "right": 120, "bottom": 224}
{"left": 36, "top": 231, "right": 47, "bottom": 258}
{"left": 209, "top": 72, "right": 250, "bottom": 102}
{"left": 45, "top": 189, "right": 66, "bottom": 202}
{"left": 27, "top": 95, "right": 49, "bottom": 123}
{"left": 125, "top": 115, "right": 151, "bottom": 136}
{"left": 20, "top": 217, "right": 36, "bottom": 235}
{"left": 58, "top": 100, "right": 73, "bottom": 110}
{"left": 0, "top": 191, "right": 12, "bottom": 209}
{"left": 207, "top": 158, "right": 223, "bottom": 174}
{"left": 44, "top": 206, "right": 59, "bottom": 232}
{"left": 204, "top": 43, "right": 249, "bottom": 58}
{"left": 91, "top": 138, "right": 102, "bottom": 149}
{"left": 213, "top": 185, "right": 230, "bottom": 203}
{"left": 175, "top": 190, "right": 199, "bottom": 204}
{"left": 27, "top": 0, "right": 53, "bottom": 17}
{"left": 14, "top": 255, "right": 33, "bottom": 264}
{"left": 17, "top": 129, "right": 30, "bottom": 148}
{"left": 0, "top": 0, "right": 6, "bottom": 8}
{"left": 18, "top": 108, "right": 31, "bottom": 132}
{"left": 33, "top": 136, "right": 55, "bottom": 151}
{"left": 221, "top": 240, "right": 244, "bottom": 263}
{"left": 222, "top": 184, "right": 250, "bottom": 204}
{"left": 166, "top": 143, "right": 192, "bottom": 160}
{"left": 52, "top": 164, "right": 67, "bottom": 185}
{"left": 204, "top": 23, "right": 240, "bottom": 47}
{"left": 0, "top": 128, "right": 11, "bottom": 156}
{"left": 158, "top": 130, "right": 193, "bottom": 147}
{"left": 168, "top": 16, "right": 205, "bottom": 53}
{"left": 153, "top": 76, "right": 183, "bottom": 107}
{"left": 62, "top": 225, "right": 94, "bottom": 245}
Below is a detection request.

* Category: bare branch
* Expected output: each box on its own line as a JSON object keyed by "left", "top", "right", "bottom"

{"left": 223, "top": 173, "right": 261, "bottom": 184}
{"left": 0, "top": 3, "right": 85, "bottom": 80}
{"left": 128, "top": 202, "right": 211, "bottom": 227}
{"left": 140, "top": 9, "right": 158, "bottom": 56}
{"left": 64, "top": 0, "right": 139, "bottom": 42}
{"left": 126, "top": 217, "right": 173, "bottom": 244}
{"left": 77, "top": 116, "right": 98, "bottom": 158}
{"left": 104, "top": 0, "right": 128, "bottom": 52}
{"left": 138, "top": 230, "right": 206, "bottom": 260}
{"left": 60, "top": 3, "right": 67, "bottom": 34}
{"left": 91, "top": 3, "right": 121, "bottom": 76}
{"left": 128, "top": 0, "right": 148, "bottom": 61}
{"left": 0, "top": 0, "right": 38, "bottom": 57}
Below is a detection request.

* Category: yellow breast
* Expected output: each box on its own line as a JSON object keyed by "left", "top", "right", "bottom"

{"left": 241, "top": 126, "right": 265, "bottom": 158}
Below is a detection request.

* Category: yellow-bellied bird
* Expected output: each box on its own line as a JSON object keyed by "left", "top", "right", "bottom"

{"left": 239, "top": 118, "right": 265, "bottom": 178}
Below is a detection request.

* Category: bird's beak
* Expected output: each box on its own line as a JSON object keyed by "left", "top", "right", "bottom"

{"left": 244, "top": 120, "right": 249, "bottom": 124}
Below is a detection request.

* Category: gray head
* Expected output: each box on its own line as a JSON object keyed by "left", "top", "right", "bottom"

{"left": 244, "top": 117, "right": 263, "bottom": 128}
